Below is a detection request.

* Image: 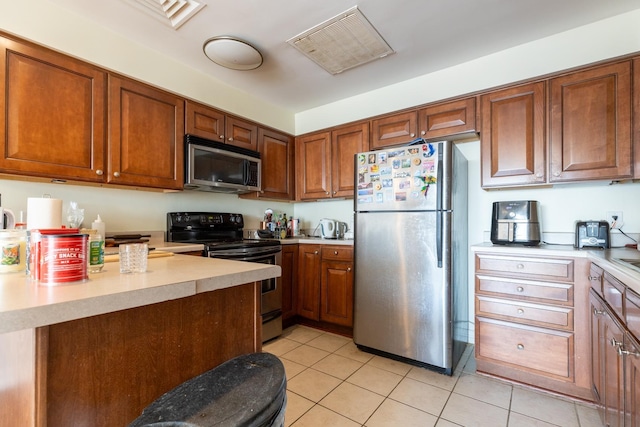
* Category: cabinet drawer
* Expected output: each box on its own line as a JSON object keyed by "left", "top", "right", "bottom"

{"left": 476, "top": 254, "right": 574, "bottom": 281}
{"left": 603, "top": 272, "right": 625, "bottom": 321}
{"left": 589, "top": 263, "right": 604, "bottom": 295}
{"left": 627, "top": 288, "right": 640, "bottom": 339}
{"left": 476, "top": 317, "right": 573, "bottom": 379}
{"left": 476, "top": 275, "right": 573, "bottom": 304}
{"left": 476, "top": 296, "right": 573, "bottom": 330}
{"left": 321, "top": 246, "right": 353, "bottom": 261}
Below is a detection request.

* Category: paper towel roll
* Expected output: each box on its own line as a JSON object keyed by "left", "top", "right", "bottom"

{"left": 27, "top": 197, "right": 63, "bottom": 230}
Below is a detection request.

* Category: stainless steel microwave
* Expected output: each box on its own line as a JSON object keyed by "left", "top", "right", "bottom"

{"left": 184, "top": 134, "right": 261, "bottom": 194}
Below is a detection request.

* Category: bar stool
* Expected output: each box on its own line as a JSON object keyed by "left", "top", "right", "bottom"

{"left": 129, "top": 352, "right": 286, "bottom": 427}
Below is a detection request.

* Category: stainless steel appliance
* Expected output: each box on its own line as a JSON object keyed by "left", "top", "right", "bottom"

{"left": 574, "top": 220, "right": 610, "bottom": 249}
{"left": 490, "top": 200, "right": 541, "bottom": 246}
{"left": 166, "top": 212, "right": 282, "bottom": 342}
{"left": 184, "top": 134, "right": 261, "bottom": 194}
{"left": 353, "top": 140, "right": 468, "bottom": 375}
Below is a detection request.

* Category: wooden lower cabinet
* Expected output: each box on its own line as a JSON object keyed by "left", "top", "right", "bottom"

{"left": 281, "top": 244, "right": 298, "bottom": 321}
{"left": 296, "top": 244, "right": 354, "bottom": 331}
{"left": 589, "top": 263, "right": 640, "bottom": 427}
{"left": 474, "top": 251, "right": 591, "bottom": 400}
{"left": 0, "top": 284, "right": 260, "bottom": 427}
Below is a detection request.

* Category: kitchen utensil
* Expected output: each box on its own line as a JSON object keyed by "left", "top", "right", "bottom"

{"left": 0, "top": 207, "right": 16, "bottom": 229}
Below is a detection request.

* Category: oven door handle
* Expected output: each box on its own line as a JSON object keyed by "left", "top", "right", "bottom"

{"left": 209, "top": 252, "right": 279, "bottom": 262}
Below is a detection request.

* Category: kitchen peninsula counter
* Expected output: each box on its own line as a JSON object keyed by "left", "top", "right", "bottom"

{"left": 0, "top": 255, "right": 281, "bottom": 427}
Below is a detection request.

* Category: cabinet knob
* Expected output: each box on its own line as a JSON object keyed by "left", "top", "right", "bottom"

{"left": 113, "top": 171, "right": 121, "bottom": 178}
{"left": 517, "top": 309, "right": 524, "bottom": 315}
{"left": 228, "top": 137, "right": 234, "bottom": 142}
{"left": 516, "top": 286, "right": 524, "bottom": 293}
{"left": 95, "top": 169, "right": 103, "bottom": 176}
{"left": 314, "top": 250, "right": 319, "bottom": 255}
{"left": 610, "top": 337, "right": 623, "bottom": 348}
{"left": 516, "top": 263, "right": 524, "bottom": 269}
{"left": 593, "top": 308, "right": 605, "bottom": 316}
{"left": 334, "top": 251, "right": 338, "bottom": 255}
{"left": 347, "top": 267, "right": 352, "bottom": 272}
{"left": 588, "top": 275, "right": 600, "bottom": 281}
{"left": 333, "top": 191, "right": 337, "bottom": 195}
{"left": 220, "top": 135, "right": 224, "bottom": 140}
{"left": 410, "top": 133, "right": 415, "bottom": 137}
{"left": 421, "top": 130, "right": 426, "bottom": 136}
{"left": 517, "top": 344, "right": 525, "bottom": 350}
{"left": 326, "top": 192, "right": 330, "bottom": 195}
{"left": 553, "top": 171, "right": 560, "bottom": 177}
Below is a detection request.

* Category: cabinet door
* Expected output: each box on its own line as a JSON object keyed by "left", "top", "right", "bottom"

{"left": 418, "top": 97, "right": 476, "bottom": 140}
{"left": 634, "top": 57, "right": 640, "bottom": 180}
{"left": 295, "top": 132, "right": 331, "bottom": 200}
{"left": 109, "top": 75, "right": 184, "bottom": 189}
{"left": 603, "top": 311, "right": 625, "bottom": 427}
{"left": 281, "top": 244, "right": 298, "bottom": 321}
{"left": 370, "top": 111, "right": 417, "bottom": 149}
{"left": 225, "top": 116, "right": 258, "bottom": 151}
{"left": 297, "top": 245, "right": 321, "bottom": 320}
{"left": 256, "top": 128, "right": 294, "bottom": 200}
{"left": 590, "top": 290, "right": 606, "bottom": 406}
{"left": 0, "top": 36, "right": 106, "bottom": 182}
{"left": 480, "top": 82, "right": 546, "bottom": 188}
{"left": 331, "top": 122, "right": 368, "bottom": 198}
{"left": 625, "top": 335, "right": 640, "bottom": 427}
{"left": 549, "top": 61, "right": 632, "bottom": 182}
{"left": 185, "top": 100, "right": 225, "bottom": 142}
{"left": 320, "top": 259, "right": 354, "bottom": 327}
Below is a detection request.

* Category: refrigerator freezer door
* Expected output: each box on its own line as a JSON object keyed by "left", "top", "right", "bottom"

{"left": 353, "top": 210, "right": 452, "bottom": 369}
{"left": 355, "top": 143, "right": 442, "bottom": 212}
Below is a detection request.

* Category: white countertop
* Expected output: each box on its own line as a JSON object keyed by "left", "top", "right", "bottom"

{"left": 0, "top": 254, "right": 280, "bottom": 335}
{"left": 472, "top": 242, "right": 640, "bottom": 294}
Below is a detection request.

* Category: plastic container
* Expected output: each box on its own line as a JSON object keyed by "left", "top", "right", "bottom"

{"left": 0, "top": 229, "right": 27, "bottom": 273}
{"left": 92, "top": 215, "right": 106, "bottom": 239}
{"left": 86, "top": 229, "right": 104, "bottom": 273}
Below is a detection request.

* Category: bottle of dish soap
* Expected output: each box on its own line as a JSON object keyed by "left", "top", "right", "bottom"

{"left": 89, "top": 215, "right": 105, "bottom": 273}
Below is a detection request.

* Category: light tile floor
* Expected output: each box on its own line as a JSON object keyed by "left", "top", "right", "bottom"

{"left": 263, "top": 325, "right": 604, "bottom": 427}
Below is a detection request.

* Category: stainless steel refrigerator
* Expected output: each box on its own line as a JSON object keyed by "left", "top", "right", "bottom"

{"left": 353, "top": 140, "right": 468, "bottom": 375}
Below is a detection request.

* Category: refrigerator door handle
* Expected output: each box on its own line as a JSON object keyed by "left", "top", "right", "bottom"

{"left": 436, "top": 142, "right": 443, "bottom": 268}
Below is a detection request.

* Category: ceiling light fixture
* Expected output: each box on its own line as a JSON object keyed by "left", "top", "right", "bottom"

{"left": 203, "top": 36, "right": 263, "bottom": 71}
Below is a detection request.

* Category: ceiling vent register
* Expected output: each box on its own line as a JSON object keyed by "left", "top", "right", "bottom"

{"left": 287, "top": 6, "right": 394, "bottom": 75}
{"left": 121, "top": 0, "right": 205, "bottom": 29}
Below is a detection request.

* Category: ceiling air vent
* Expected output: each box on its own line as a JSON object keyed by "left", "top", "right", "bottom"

{"left": 121, "top": 0, "right": 206, "bottom": 29}
{"left": 287, "top": 6, "right": 394, "bottom": 75}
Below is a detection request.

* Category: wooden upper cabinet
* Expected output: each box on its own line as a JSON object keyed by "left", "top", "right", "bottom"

{"left": 0, "top": 36, "right": 106, "bottom": 182}
{"left": 549, "top": 61, "right": 632, "bottom": 182}
{"left": 108, "top": 75, "right": 184, "bottom": 190}
{"left": 185, "top": 100, "right": 225, "bottom": 142}
{"left": 418, "top": 97, "right": 477, "bottom": 140}
{"left": 225, "top": 116, "right": 258, "bottom": 151}
{"left": 295, "top": 131, "right": 331, "bottom": 200}
{"left": 634, "top": 57, "right": 640, "bottom": 180}
{"left": 370, "top": 111, "right": 417, "bottom": 149}
{"left": 331, "top": 122, "right": 369, "bottom": 198}
{"left": 480, "top": 82, "right": 546, "bottom": 188}
{"left": 241, "top": 127, "right": 294, "bottom": 200}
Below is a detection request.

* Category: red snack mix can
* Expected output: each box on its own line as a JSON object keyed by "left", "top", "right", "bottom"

{"left": 28, "top": 229, "right": 87, "bottom": 284}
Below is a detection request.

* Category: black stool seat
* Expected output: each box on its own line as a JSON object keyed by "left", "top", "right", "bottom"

{"left": 129, "top": 352, "right": 286, "bottom": 427}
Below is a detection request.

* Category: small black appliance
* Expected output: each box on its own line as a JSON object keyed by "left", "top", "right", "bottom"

{"left": 574, "top": 220, "right": 610, "bottom": 249}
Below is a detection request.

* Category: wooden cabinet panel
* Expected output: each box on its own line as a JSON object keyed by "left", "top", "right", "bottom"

{"left": 603, "top": 310, "right": 625, "bottom": 427}
{"left": 320, "top": 259, "right": 354, "bottom": 327}
{"left": 370, "top": 111, "right": 417, "bottom": 149}
{"left": 226, "top": 116, "right": 258, "bottom": 151}
{"left": 296, "top": 245, "right": 322, "bottom": 320}
{"left": 0, "top": 36, "right": 106, "bottom": 182}
{"left": 549, "top": 61, "right": 632, "bottom": 182}
{"left": 108, "top": 75, "right": 184, "bottom": 189}
{"left": 476, "top": 253, "right": 574, "bottom": 282}
{"left": 476, "top": 296, "right": 573, "bottom": 330}
{"left": 185, "top": 100, "right": 225, "bottom": 142}
{"left": 476, "top": 276, "right": 572, "bottom": 304}
{"left": 321, "top": 246, "right": 353, "bottom": 261}
{"left": 295, "top": 132, "right": 331, "bottom": 200}
{"left": 241, "top": 128, "right": 294, "bottom": 200}
{"left": 591, "top": 291, "right": 606, "bottom": 405}
{"left": 281, "top": 244, "right": 298, "bottom": 320}
{"left": 628, "top": 289, "right": 640, "bottom": 339}
{"left": 476, "top": 317, "right": 573, "bottom": 379}
{"left": 625, "top": 335, "right": 640, "bottom": 427}
{"left": 480, "top": 82, "right": 546, "bottom": 188}
{"left": 418, "top": 97, "right": 477, "bottom": 140}
{"left": 40, "top": 284, "right": 259, "bottom": 427}
{"left": 604, "top": 272, "right": 625, "bottom": 321}
{"left": 331, "top": 123, "right": 368, "bottom": 198}
{"left": 634, "top": 57, "right": 640, "bottom": 180}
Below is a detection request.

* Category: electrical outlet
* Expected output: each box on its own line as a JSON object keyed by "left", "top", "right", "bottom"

{"left": 606, "top": 211, "right": 623, "bottom": 229}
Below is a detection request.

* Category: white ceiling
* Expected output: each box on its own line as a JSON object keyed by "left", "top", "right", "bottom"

{"left": 50, "top": 0, "right": 639, "bottom": 113}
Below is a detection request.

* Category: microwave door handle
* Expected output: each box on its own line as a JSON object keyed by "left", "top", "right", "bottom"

{"left": 243, "top": 159, "right": 250, "bottom": 186}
